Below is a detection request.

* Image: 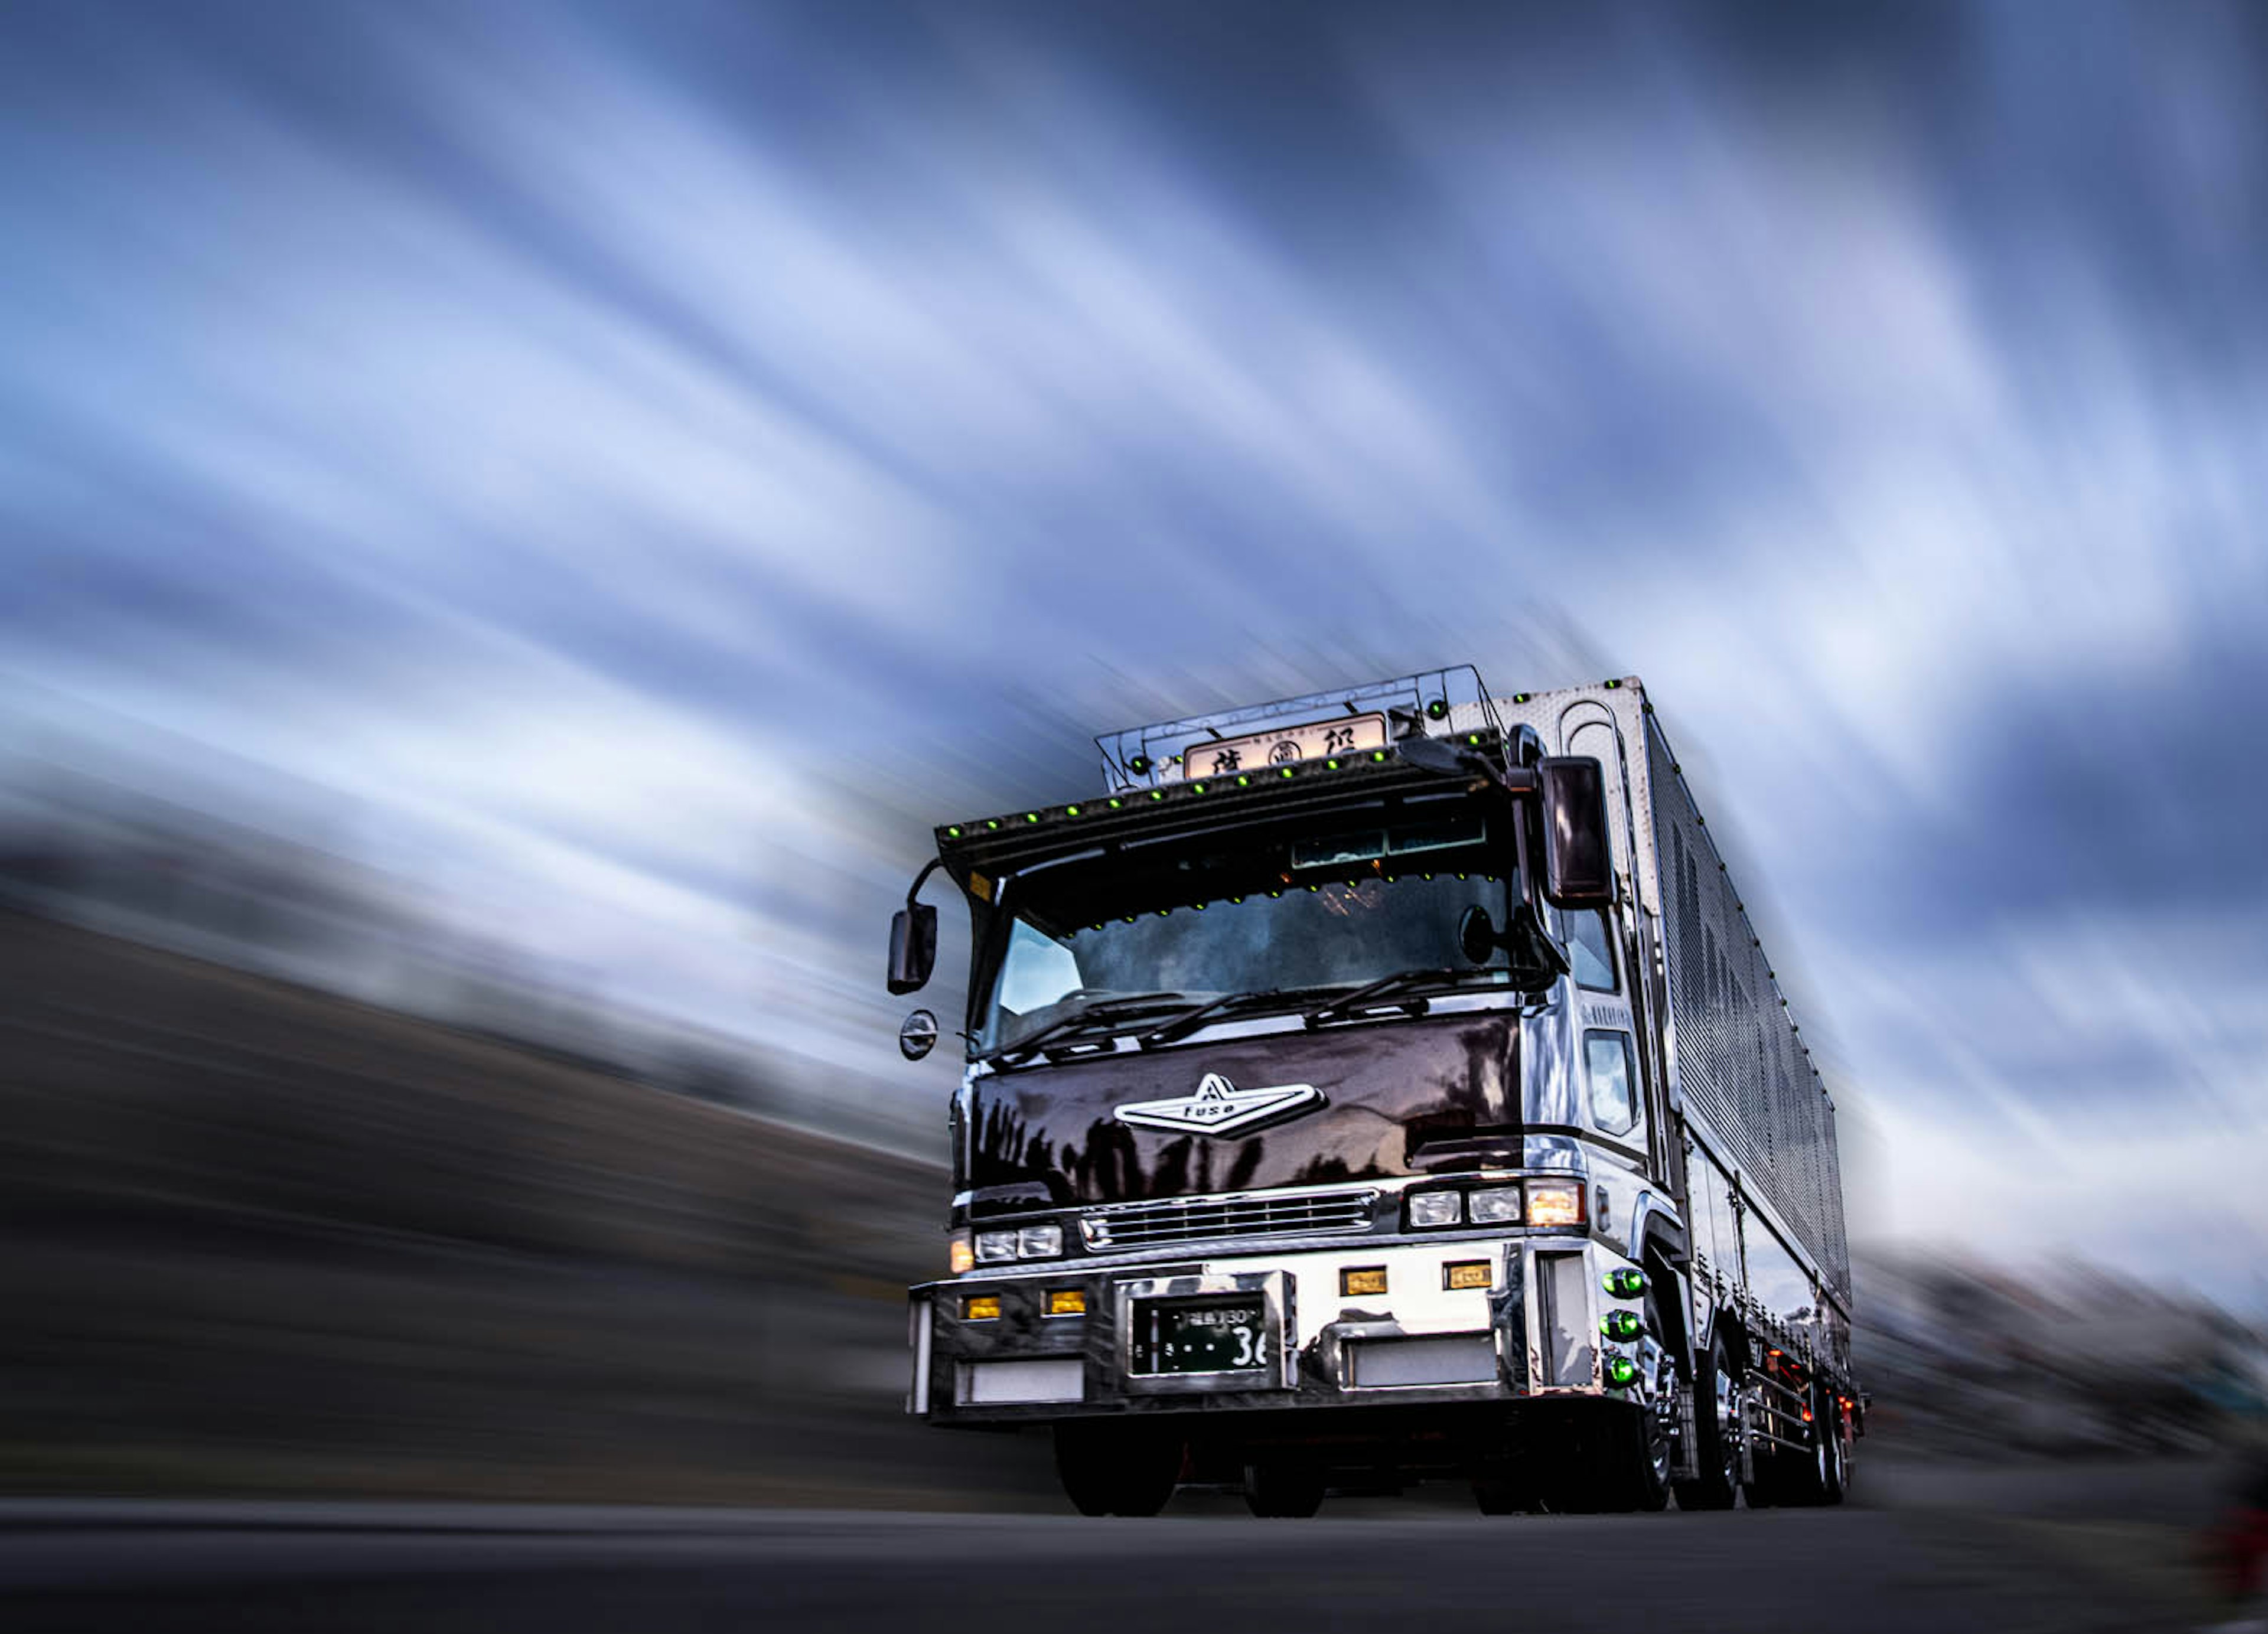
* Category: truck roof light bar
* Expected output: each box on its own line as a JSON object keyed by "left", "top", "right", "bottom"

{"left": 932, "top": 724, "right": 1518, "bottom": 859}
{"left": 1093, "top": 666, "right": 1506, "bottom": 795}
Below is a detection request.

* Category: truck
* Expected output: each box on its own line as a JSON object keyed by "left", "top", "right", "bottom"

{"left": 885, "top": 667, "right": 1863, "bottom": 1515}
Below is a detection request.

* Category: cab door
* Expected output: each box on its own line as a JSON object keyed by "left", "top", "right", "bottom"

{"left": 1560, "top": 706, "right": 1677, "bottom": 1191}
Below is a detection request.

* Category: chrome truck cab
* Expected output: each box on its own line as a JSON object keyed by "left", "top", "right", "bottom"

{"left": 886, "top": 669, "right": 1834, "bottom": 1516}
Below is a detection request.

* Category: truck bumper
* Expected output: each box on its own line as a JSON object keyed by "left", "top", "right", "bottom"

{"left": 908, "top": 1235, "right": 1640, "bottom": 1427}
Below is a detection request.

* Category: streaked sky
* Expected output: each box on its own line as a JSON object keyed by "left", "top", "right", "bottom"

{"left": 5, "top": 2, "right": 2265, "bottom": 1296}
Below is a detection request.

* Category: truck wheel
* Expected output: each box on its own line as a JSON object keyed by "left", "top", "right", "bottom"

{"left": 1814, "top": 1384, "right": 1848, "bottom": 1506}
{"left": 1672, "top": 1332, "right": 1741, "bottom": 1511}
{"left": 1243, "top": 1458, "right": 1325, "bottom": 1518}
{"left": 1765, "top": 1384, "right": 1839, "bottom": 1508}
{"left": 1619, "top": 1400, "right": 1674, "bottom": 1512}
{"left": 1550, "top": 1403, "right": 1668, "bottom": 1514}
{"left": 1054, "top": 1421, "right": 1182, "bottom": 1517}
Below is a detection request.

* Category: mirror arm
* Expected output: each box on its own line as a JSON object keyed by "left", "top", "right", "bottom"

{"left": 904, "top": 855, "right": 943, "bottom": 909}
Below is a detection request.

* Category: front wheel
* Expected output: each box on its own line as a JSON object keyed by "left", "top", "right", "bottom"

{"left": 1054, "top": 1420, "right": 1182, "bottom": 1517}
{"left": 1552, "top": 1402, "right": 1669, "bottom": 1514}
{"left": 1672, "top": 1331, "right": 1742, "bottom": 1511}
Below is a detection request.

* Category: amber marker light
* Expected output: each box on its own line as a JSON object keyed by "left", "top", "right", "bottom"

{"left": 1443, "top": 1261, "right": 1492, "bottom": 1291}
{"left": 963, "top": 1295, "right": 1001, "bottom": 1320}
{"left": 1341, "top": 1267, "right": 1389, "bottom": 1297}
{"left": 1525, "top": 1180, "right": 1584, "bottom": 1228}
{"left": 1045, "top": 1290, "right": 1087, "bottom": 1317}
{"left": 948, "top": 1234, "right": 976, "bottom": 1275}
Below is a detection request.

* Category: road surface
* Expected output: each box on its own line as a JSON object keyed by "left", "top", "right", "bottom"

{"left": 0, "top": 1457, "right": 2230, "bottom": 1633}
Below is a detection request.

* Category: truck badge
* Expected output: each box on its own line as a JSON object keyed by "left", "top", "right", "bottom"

{"left": 1113, "top": 1072, "right": 1323, "bottom": 1137}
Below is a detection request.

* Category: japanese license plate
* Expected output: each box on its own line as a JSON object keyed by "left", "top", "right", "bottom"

{"left": 1132, "top": 1298, "right": 1270, "bottom": 1375}
{"left": 1175, "top": 713, "right": 1387, "bottom": 781}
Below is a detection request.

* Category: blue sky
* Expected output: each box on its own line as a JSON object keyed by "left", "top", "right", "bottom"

{"left": 4, "top": 1, "right": 2266, "bottom": 1294}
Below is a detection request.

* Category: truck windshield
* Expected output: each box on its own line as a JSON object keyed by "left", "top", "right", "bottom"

{"left": 975, "top": 807, "right": 1517, "bottom": 1056}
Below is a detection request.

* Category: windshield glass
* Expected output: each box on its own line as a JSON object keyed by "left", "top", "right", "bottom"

{"left": 975, "top": 802, "right": 1518, "bottom": 1055}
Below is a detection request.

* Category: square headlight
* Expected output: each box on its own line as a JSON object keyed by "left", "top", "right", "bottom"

{"left": 974, "top": 1229, "right": 1019, "bottom": 1263}
{"left": 1409, "top": 1191, "right": 1464, "bottom": 1229}
{"left": 1017, "top": 1224, "right": 1063, "bottom": 1259}
{"left": 1469, "top": 1186, "right": 1522, "bottom": 1224}
{"left": 1525, "top": 1179, "right": 1585, "bottom": 1228}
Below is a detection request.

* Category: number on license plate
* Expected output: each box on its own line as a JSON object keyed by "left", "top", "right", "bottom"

{"left": 1139, "top": 1300, "right": 1269, "bottom": 1374}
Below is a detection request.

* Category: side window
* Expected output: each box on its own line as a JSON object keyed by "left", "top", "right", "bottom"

{"left": 1584, "top": 1030, "right": 1639, "bottom": 1136}
{"left": 1566, "top": 909, "right": 1618, "bottom": 991}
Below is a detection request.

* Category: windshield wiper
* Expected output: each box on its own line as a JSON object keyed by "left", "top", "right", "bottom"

{"left": 989, "top": 992, "right": 1194, "bottom": 1065}
{"left": 1302, "top": 966, "right": 1513, "bottom": 1029}
{"left": 1135, "top": 984, "right": 1350, "bottom": 1049}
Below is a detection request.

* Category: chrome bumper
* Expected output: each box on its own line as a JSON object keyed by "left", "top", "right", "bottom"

{"left": 909, "top": 1235, "right": 1641, "bottom": 1424}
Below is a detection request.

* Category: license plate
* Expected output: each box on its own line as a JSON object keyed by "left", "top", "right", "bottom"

{"left": 1174, "top": 713, "right": 1387, "bottom": 781}
{"left": 1132, "top": 1298, "right": 1270, "bottom": 1375}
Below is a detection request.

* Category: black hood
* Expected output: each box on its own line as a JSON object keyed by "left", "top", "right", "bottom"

{"left": 967, "top": 1013, "right": 1521, "bottom": 1206}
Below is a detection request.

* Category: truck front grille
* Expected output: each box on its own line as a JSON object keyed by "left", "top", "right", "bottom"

{"left": 1080, "top": 1188, "right": 1379, "bottom": 1250}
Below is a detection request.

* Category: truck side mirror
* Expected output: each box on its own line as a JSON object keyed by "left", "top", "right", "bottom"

{"left": 1539, "top": 756, "right": 1613, "bottom": 908}
{"left": 887, "top": 902, "right": 938, "bottom": 995}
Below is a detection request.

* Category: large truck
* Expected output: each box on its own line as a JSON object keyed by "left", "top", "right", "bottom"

{"left": 886, "top": 668, "right": 1862, "bottom": 1515}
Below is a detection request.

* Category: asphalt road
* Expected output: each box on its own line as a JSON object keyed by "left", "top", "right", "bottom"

{"left": 0, "top": 1459, "right": 2234, "bottom": 1634}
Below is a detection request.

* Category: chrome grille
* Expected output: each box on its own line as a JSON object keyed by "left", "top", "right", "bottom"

{"left": 1081, "top": 1188, "right": 1378, "bottom": 1250}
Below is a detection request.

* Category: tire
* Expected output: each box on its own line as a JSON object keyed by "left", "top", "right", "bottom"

{"left": 1816, "top": 1384, "right": 1849, "bottom": 1507}
{"left": 1552, "top": 1402, "right": 1669, "bottom": 1514}
{"left": 1768, "top": 1383, "right": 1838, "bottom": 1508}
{"left": 1622, "top": 1400, "right": 1674, "bottom": 1512}
{"left": 1673, "top": 1330, "right": 1742, "bottom": 1511}
{"left": 1243, "top": 1458, "right": 1325, "bottom": 1518}
{"left": 1054, "top": 1420, "right": 1182, "bottom": 1517}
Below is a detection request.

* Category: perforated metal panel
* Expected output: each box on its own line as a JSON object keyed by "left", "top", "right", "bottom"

{"left": 1493, "top": 681, "right": 1852, "bottom": 1309}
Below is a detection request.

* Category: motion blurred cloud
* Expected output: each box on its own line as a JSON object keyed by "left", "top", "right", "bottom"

{"left": 2, "top": 1, "right": 2264, "bottom": 1296}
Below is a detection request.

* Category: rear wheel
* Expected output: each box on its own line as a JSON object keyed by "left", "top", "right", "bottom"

{"left": 1673, "top": 1331, "right": 1742, "bottom": 1511}
{"left": 1054, "top": 1420, "right": 1182, "bottom": 1517}
{"left": 1814, "top": 1384, "right": 1849, "bottom": 1506}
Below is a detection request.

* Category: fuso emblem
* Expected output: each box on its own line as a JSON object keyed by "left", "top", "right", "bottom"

{"left": 1112, "top": 1072, "right": 1324, "bottom": 1137}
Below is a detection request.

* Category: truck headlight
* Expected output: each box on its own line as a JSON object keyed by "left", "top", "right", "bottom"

{"left": 1468, "top": 1186, "right": 1522, "bottom": 1224}
{"left": 1525, "top": 1179, "right": 1584, "bottom": 1228}
{"left": 1017, "top": 1224, "right": 1063, "bottom": 1258}
{"left": 975, "top": 1229, "right": 1020, "bottom": 1263}
{"left": 1408, "top": 1191, "right": 1463, "bottom": 1228}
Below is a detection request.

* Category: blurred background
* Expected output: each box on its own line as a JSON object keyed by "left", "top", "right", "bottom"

{"left": 3, "top": 0, "right": 2267, "bottom": 1616}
